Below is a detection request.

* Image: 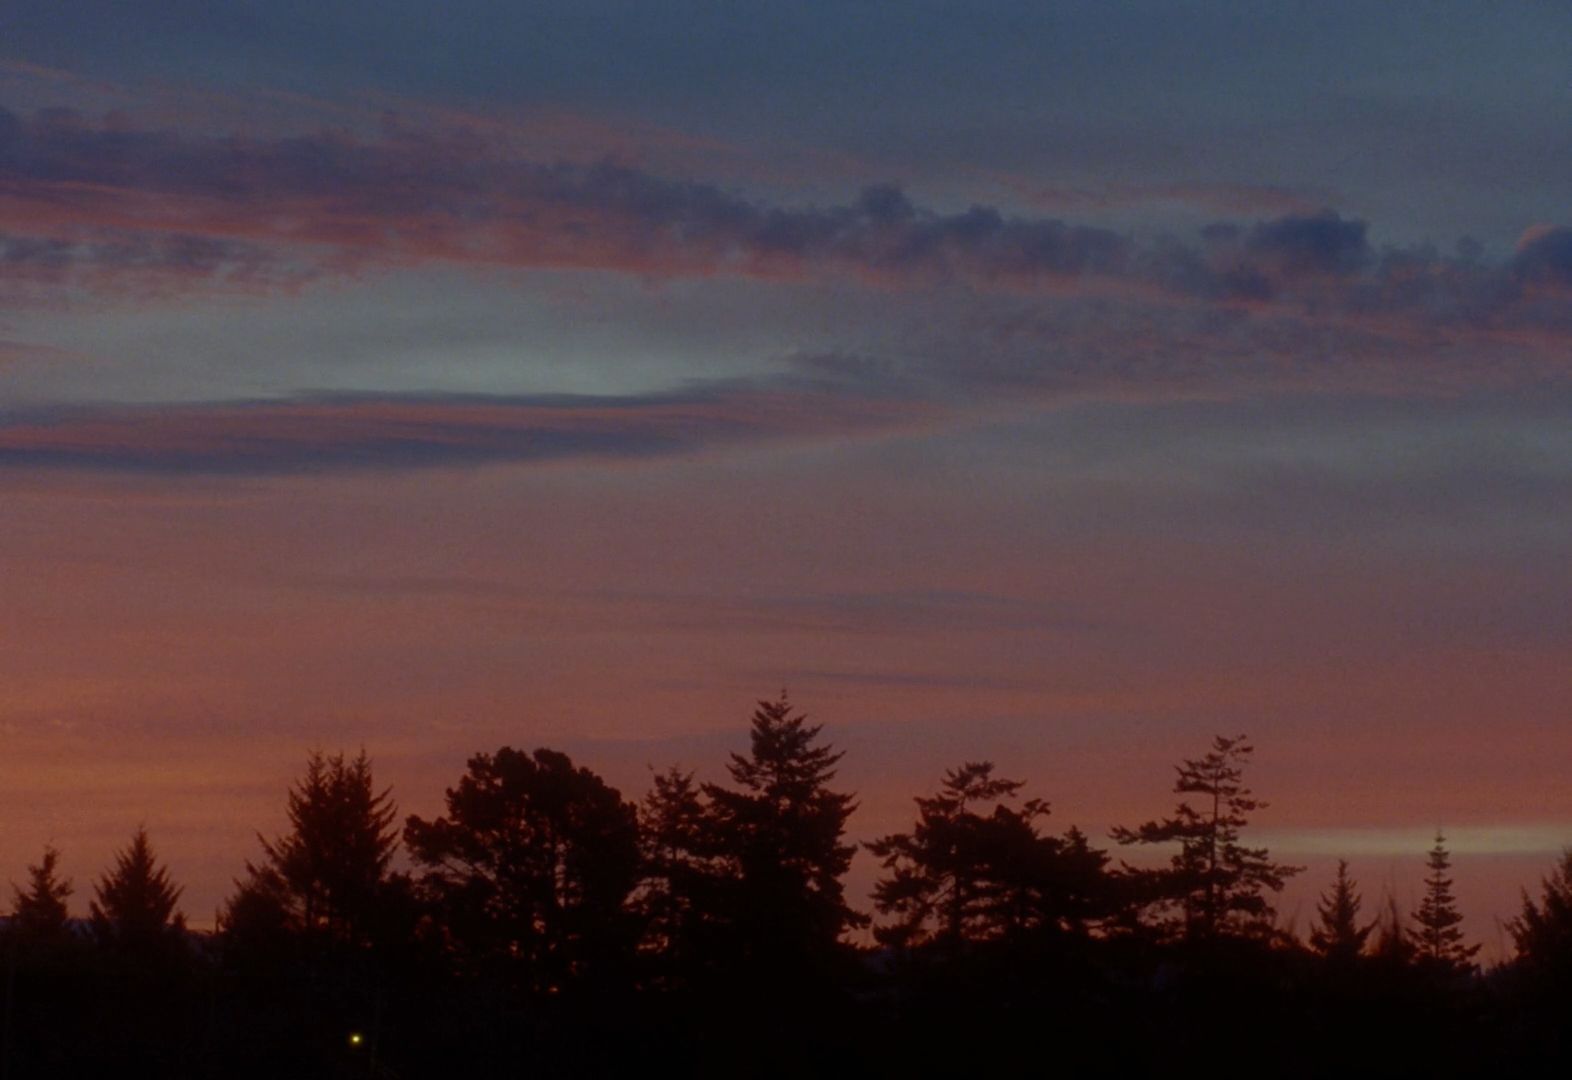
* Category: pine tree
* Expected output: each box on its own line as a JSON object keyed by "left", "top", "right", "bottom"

{"left": 1112, "top": 734, "right": 1300, "bottom": 941}
{"left": 11, "top": 846, "right": 73, "bottom": 939}
{"left": 1308, "top": 859, "right": 1372, "bottom": 963}
{"left": 869, "top": 762, "right": 1110, "bottom": 952}
{"left": 637, "top": 766, "right": 724, "bottom": 986}
{"left": 703, "top": 694, "right": 865, "bottom": 980}
{"left": 1509, "top": 849, "right": 1572, "bottom": 981}
{"left": 226, "top": 749, "right": 399, "bottom": 948}
{"left": 89, "top": 827, "right": 186, "bottom": 953}
{"left": 1411, "top": 832, "right": 1479, "bottom": 977}
{"left": 870, "top": 763, "right": 1024, "bottom": 950}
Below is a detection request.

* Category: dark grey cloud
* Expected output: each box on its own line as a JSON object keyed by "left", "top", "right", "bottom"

{"left": 3, "top": 102, "right": 1566, "bottom": 349}
{"left": 1513, "top": 227, "right": 1572, "bottom": 288}
{"left": 0, "top": 105, "right": 1133, "bottom": 283}
{"left": 1245, "top": 212, "right": 1370, "bottom": 277}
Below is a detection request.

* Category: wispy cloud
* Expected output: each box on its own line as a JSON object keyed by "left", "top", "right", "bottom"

{"left": 578, "top": 587, "right": 1099, "bottom": 637}
{"left": 0, "top": 372, "right": 940, "bottom": 474}
{"left": 0, "top": 229, "right": 312, "bottom": 300}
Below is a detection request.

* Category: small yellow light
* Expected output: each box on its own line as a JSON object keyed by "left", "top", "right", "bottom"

{"left": 349, "top": 1033, "right": 364, "bottom": 1048}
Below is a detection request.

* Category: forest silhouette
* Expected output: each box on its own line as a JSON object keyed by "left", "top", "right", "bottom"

{"left": 3, "top": 696, "right": 1569, "bottom": 1077}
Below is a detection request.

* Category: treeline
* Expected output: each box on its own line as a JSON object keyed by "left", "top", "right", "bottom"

{"left": 4, "top": 696, "right": 1571, "bottom": 1077}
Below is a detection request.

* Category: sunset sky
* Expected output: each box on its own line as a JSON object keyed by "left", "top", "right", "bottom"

{"left": 2, "top": 2, "right": 1569, "bottom": 951}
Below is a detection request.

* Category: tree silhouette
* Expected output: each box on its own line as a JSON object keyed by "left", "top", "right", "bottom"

{"left": 871, "top": 762, "right": 1022, "bottom": 950}
{"left": 89, "top": 827, "right": 186, "bottom": 953}
{"left": 0, "top": 721, "right": 1560, "bottom": 1072}
{"left": 869, "top": 762, "right": 1109, "bottom": 952}
{"left": 1308, "top": 859, "right": 1373, "bottom": 964}
{"left": 1370, "top": 894, "right": 1414, "bottom": 969}
{"left": 11, "top": 846, "right": 73, "bottom": 939}
{"left": 636, "top": 766, "right": 725, "bottom": 987}
{"left": 1411, "top": 832, "right": 1479, "bottom": 977}
{"left": 1112, "top": 734, "right": 1300, "bottom": 941}
{"left": 226, "top": 749, "right": 399, "bottom": 948}
{"left": 1509, "top": 849, "right": 1572, "bottom": 981}
{"left": 404, "top": 746, "right": 641, "bottom": 996}
{"left": 704, "top": 694, "right": 865, "bottom": 980}
{"left": 1504, "top": 848, "right": 1572, "bottom": 1060}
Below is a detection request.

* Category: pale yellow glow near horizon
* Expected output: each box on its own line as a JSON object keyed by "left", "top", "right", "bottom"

{"left": 1254, "top": 825, "right": 1572, "bottom": 858}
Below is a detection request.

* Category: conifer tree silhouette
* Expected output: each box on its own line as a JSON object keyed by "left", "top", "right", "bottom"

{"left": 637, "top": 766, "right": 724, "bottom": 987}
{"left": 1308, "top": 859, "right": 1373, "bottom": 964}
{"left": 1411, "top": 832, "right": 1479, "bottom": 977}
{"left": 89, "top": 827, "right": 186, "bottom": 953}
{"left": 1371, "top": 894, "right": 1414, "bottom": 969}
{"left": 703, "top": 694, "right": 865, "bottom": 981}
{"left": 1112, "top": 735, "right": 1300, "bottom": 941}
{"left": 11, "top": 847, "right": 72, "bottom": 939}
{"left": 1508, "top": 849, "right": 1572, "bottom": 981}
{"left": 225, "top": 749, "right": 399, "bottom": 948}
{"left": 869, "top": 762, "right": 1109, "bottom": 951}
{"left": 870, "top": 763, "right": 1022, "bottom": 950}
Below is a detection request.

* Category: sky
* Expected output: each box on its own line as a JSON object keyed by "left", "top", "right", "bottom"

{"left": 1, "top": 2, "right": 1569, "bottom": 951}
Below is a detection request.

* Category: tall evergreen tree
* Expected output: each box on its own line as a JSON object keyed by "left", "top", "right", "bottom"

{"left": 1508, "top": 849, "right": 1572, "bottom": 981}
{"left": 1505, "top": 849, "right": 1572, "bottom": 1060}
{"left": 636, "top": 766, "right": 724, "bottom": 987}
{"left": 1112, "top": 734, "right": 1300, "bottom": 941}
{"left": 225, "top": 749, "right": 399, "bottom": 948}
{"left": 1308, "top": 859, "right": 1373, "bottom": 963}
{"left": 869, "top": 762, "right": 1109, "bottom": 952}
{"left": 89, "top": 827, "right": 186, "bottom": 952}
{"left": 1411, "top": 832, "right": 1479, "bottom": 976}
{"left": 703, "top": 694, "right": 865, "bottom": 980}
{"left": 11, "top": 846, "right": 73, "bottom": 939}
{"left": 870, "top": 763, "right": 1022, "bottom": 950}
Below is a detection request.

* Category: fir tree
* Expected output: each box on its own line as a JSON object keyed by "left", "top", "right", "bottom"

{"left": 869, "top": 762, "right": 1110, "bottom": 951}
{"left": 11, "top": 846, "right": 73, "bottom": 939}
{"left": 869, "top": 762, "right": 1026, "bottom": 950}
{"left": 89, "top": 827, "right": 186, "bottom": 953}
{"left": 703, "top": 693, "right": 865, "bottom": 980}
{"left": 226, "top": 749, "right": 399, "bottom": 948}
{"left": 1411, "top": 831, "right": 1480, "bottom": 977}
{"left": 1308, "top": 859, "right": 1373, "bottom": 963}
{"left": 1509, "top": 848, "right": 1572, "bottom": 981}
{"left": 636, "top": 766, "right": 724, "bottom": 986}
{"left": 1113, "top": 734, "right": 1300, "bottom": 941}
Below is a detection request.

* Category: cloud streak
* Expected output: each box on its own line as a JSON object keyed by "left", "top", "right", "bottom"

{"left": 0, "top": 228, "right": 311, "bottom": 300}
{"left": 0, "top": 374, "right": 940, "bottom": 475}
